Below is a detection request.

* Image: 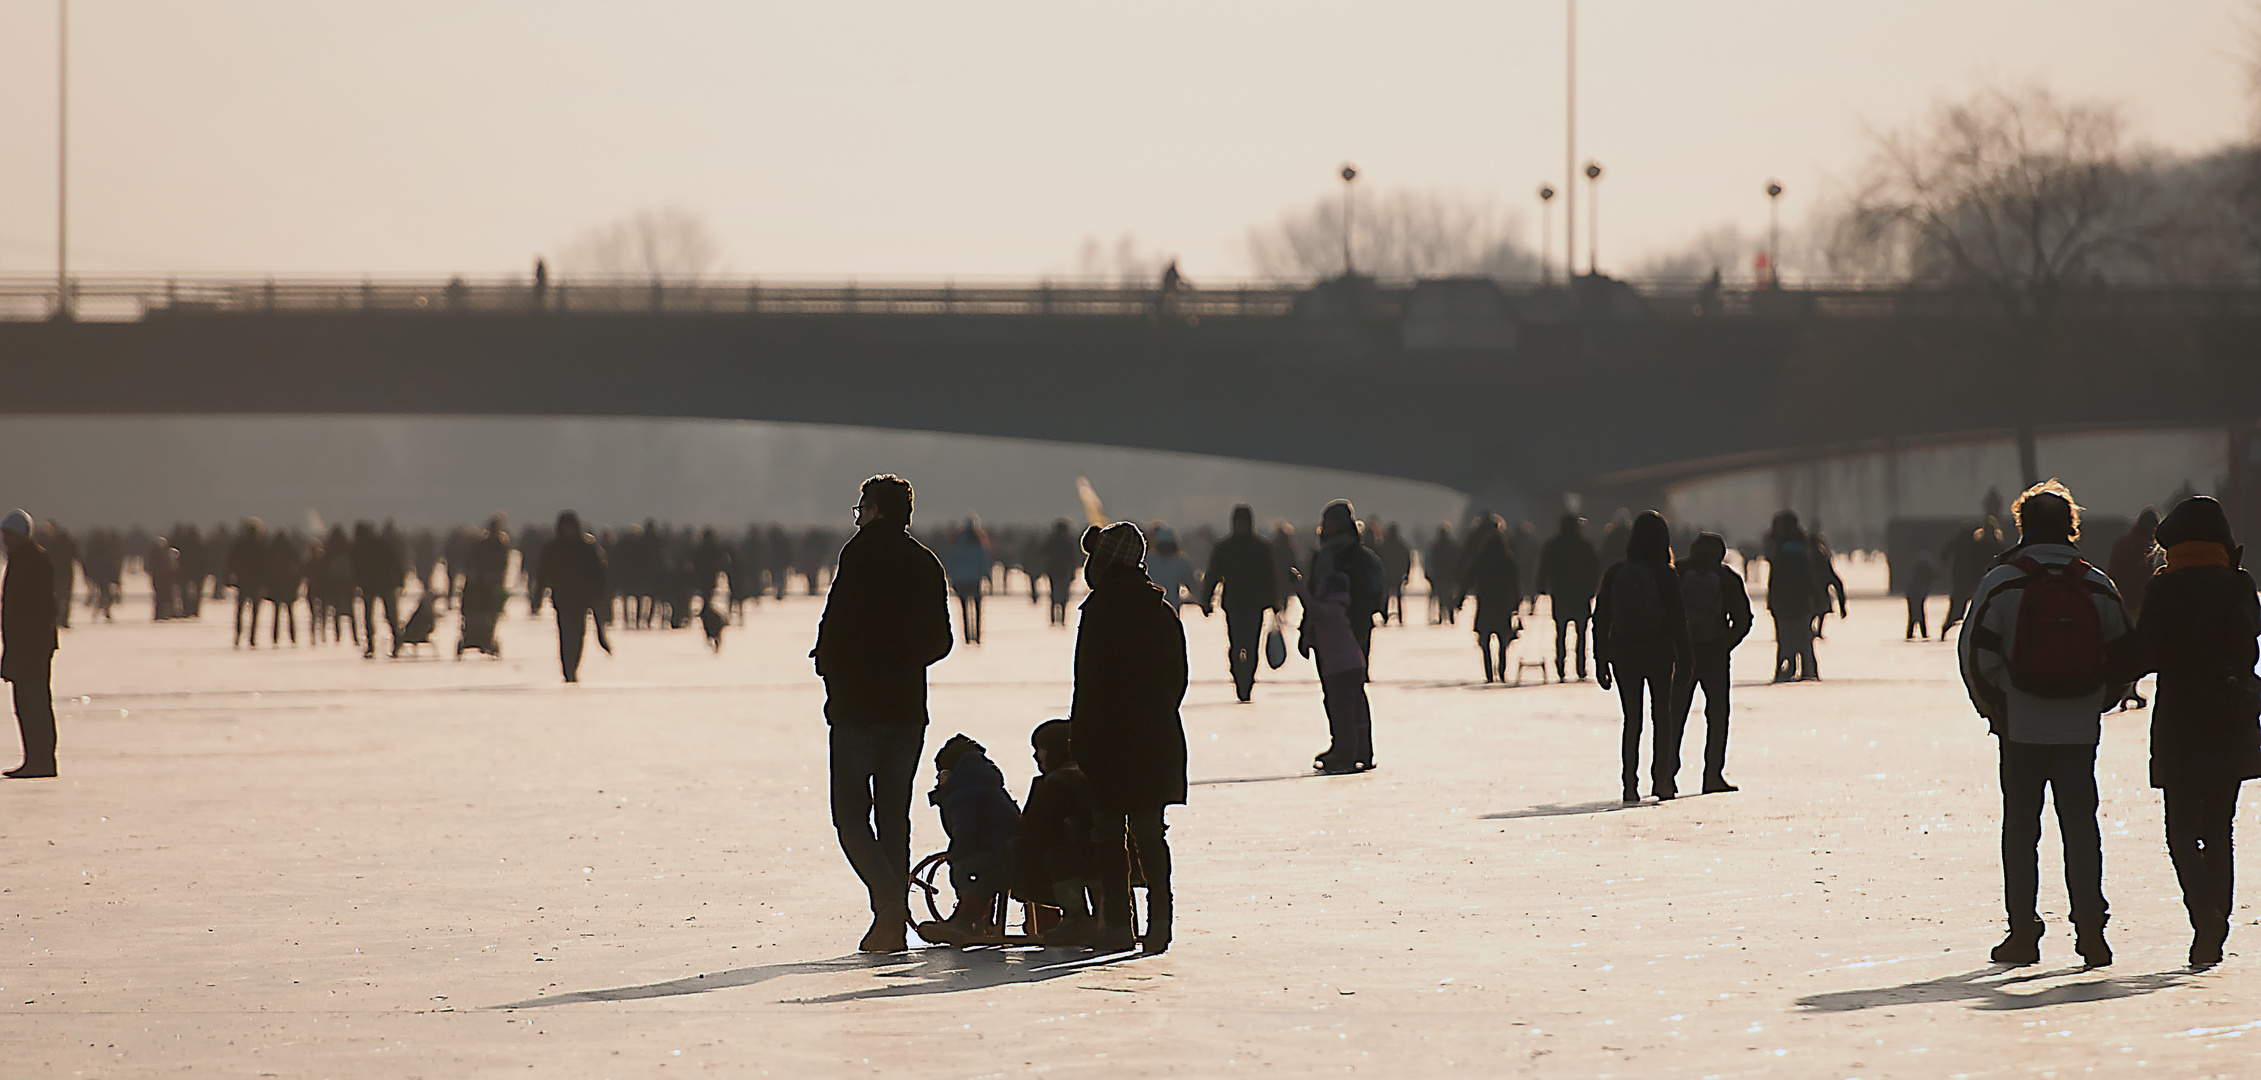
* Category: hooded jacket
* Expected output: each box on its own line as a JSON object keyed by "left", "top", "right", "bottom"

{"left": 932, "top": 747, "right": 1021, "bottom": 862}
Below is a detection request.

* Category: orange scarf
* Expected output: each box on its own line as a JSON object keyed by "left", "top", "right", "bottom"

{"left": 2164, "top": 541, "right": 2231, "bottom": 572}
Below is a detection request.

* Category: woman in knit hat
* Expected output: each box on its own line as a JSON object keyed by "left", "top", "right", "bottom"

{"left": 2122, "top": 495, "right": 2260, "bottom": 968}
{"left": 1068, "top": 521, "right": 1188, "bottom": 954}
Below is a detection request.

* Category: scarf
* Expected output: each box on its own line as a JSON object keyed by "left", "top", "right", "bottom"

{"left": 2163, "top": 541, "right": 2231, "bottom": 572}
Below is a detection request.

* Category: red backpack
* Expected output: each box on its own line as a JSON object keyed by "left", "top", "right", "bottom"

{"left": 2005, "top": 556, "right": 2109, "bottom": 698}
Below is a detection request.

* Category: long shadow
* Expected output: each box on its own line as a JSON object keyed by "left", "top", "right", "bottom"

{"left": 1480, "top": 799, "right": 1659, "bottom": 820}
{"left": 490, "top": 947, "right": 1139, "bottom": 1010}
{"left": 1192, "top": 771, "right": 1347, "bottom": 787}
{"left": 1796, "top": 964, "right": 2189, "bottom": 1013}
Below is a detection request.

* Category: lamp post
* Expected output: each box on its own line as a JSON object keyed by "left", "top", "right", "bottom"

{"left": 1340, "top": 163, "right": 1358, "bottom": 277}
{"left": 1584, "top": 161, "right": 1602, "bottom": 277}
{"left": 1765, "top": 180, "right": 1784, "bottom": 287}
{"left": 1563, "top": 0, "right": 1577, "bottom": 284}
{"left": 1538, "top": 183, "right": 1556, "bottom": 285}
{"left": 54, "top": 0, "right": 70, "bottom": 321}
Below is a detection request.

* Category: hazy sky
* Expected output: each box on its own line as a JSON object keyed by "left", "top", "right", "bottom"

{"left": 0, "top": 1, "right": 2251, "bottom": 280}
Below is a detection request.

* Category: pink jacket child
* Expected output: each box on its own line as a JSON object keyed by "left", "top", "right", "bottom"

{"left": 1294, "top": 570, "right": 1375, "bottom": 773}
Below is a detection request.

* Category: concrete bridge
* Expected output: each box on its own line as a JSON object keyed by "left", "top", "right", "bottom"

{"left": 1, "top": 273, "right": 2256, "bottom": 520}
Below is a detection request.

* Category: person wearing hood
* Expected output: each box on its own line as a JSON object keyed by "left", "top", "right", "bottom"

{"left": 1305, "top": 500, "right": 1385, "bottom": 663}
{"left": 1070, "top": 521, "right": 1189, "bottom": 954}
{"left": 1536, "top": 513, "right": 1602, "bottom": 681}
{"left": 537, "top": 512, "right": 610, "bottom": 683}
{"left": 1593, "top": 511, "right": 1692, "bottom": 803}
{"left": 1671, "top": 533, "right": 1752, "bottom": 794}
{"left": 916, "top": 734, "right": 1022, "bottom": 947}
{"left": 2118, "top": 495, "right": 2260, "bottom": 969}
{"left": 812, "top": 475, "right": 954, "bottom": 953}
{"left": 2, "top": 510, "right": 59, "bottom": 779}
{"left": 1201, "top": 505, "right": 1277, "bottom": 702}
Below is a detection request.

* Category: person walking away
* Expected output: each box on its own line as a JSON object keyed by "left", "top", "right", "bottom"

{"left": 1765, "top": 511, "right": 1826, "bottom": 681}
{"left": 264, "top": 531, "right": 302, "bottom": 645}
{"left": 1424, "top": 523, "right": 1459, "bottom": 625}
{"left": 1536, "top": 514, "right": 1601, "bottom": 681}
{"left": 1454, "top": 516, "right": 1522, "bottom": 683}
{"left": 351, "top": 521, "right": 405, "bottom": 658}
{"left": 1904, "top": 551, "right": 1939, "bottom": 640}
{"left": 1377, "top": 524, "right": 1412, "bottom": 625}
{"left": 1594, "top": 511, "right": 1692, "bottom": 803}
{"left": 944, "top": 517, "right": 992, "bottom": 646}
{"left": 811, "top": 476, "right": 953, "bottom": 953}
{"left": 1042, "top": 519, "right": 1079, "bottom": 627}
{"left": 1958, "top": 480, "right": 2130, "bottom": 968}
{"left": 1810, "top": 532, "right": 1848, "bottom": 640}
{"left": 1294, "top": 569, "right": 1375, "bottom": 773}
{"left": 1307, "top": 501, "right": 1384, "bottom": 663}
{"left": 3, "top": 511, "right": 59, "bottom": 778}
{"left": 1941, "top": 516, "right": 2006, "bottom": 635}
{"left": 2118, "top": 496, "right": 2260, "bottom": 968}
{"left": 1070, "top": 522, "right": 1189, "bottom": 954}
{"left": 1671, "top": 533, "right": 1752, "bottom": 793}
{"left": 1146, "top": 526, "right": 1204, "bottom": 615}
{"left": 1201, "top": 505, "right": 1277, "bottom": 703}
{"left": 227, "top": 518, "right": 268, "bottom": 648}
{"left": 2107, "top": 507, "right": 2163, "bottom": 709}
{"left": 537, "top": 512, "right": 610, "bottom": 683}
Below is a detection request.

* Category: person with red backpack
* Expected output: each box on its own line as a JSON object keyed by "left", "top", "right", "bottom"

{"left": 1957, "top": 480, "right": 2133, "bottom": 969}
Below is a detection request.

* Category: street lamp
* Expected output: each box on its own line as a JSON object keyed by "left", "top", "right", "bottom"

{"left": 1584, "top": 161, "right": 1602, "bottom": 277}
{"left": 54, "top": 0, "right": 70, "bottom": 321}
{"left": 1340, "top": 163, "right": 1359, "bottom": 277}
{"left": 1765, "top": 180, "right": 1784, "bottom": 287}
{"left": 1538, "top": 183, "right": 1557, "bottom": 285}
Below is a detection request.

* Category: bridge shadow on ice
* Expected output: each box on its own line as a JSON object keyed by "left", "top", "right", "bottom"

{"left": 491, "top": 946, "right": 1140, "bottom": 1009}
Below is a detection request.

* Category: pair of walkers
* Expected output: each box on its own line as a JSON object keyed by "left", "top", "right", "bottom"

{"left": 813, "top": 476, "right": 1184, "bottom": 955}
{"left": 1958, "top": 483, "right": 2258, "bottom": 970}
{"left": 1594, "top": 513, "right": 1753, "bottom": 803}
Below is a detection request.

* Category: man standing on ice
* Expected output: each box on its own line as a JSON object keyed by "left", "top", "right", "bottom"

{"left": 3, "top": 510, "right": 60, "bottom": 779}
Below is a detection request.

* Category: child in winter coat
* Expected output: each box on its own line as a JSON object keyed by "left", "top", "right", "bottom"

{"left": 1294, "top": 569, "right": 1375, "bottom": 773}
{"left": 1012, "top": 719, "right": 1104, "bottom": 945}
{"left": 917, "top": 734, "right": 1021, "bottom": 946}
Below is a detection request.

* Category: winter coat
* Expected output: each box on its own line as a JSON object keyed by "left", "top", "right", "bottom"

{"left": 1291, "top": 577, "right": 1366, "bottom": 676}
{"left": 1308, "top": 533, "right": 1385, "bottom": 623}
{"left": 811, "top": 523, "right": 953, "bottom": 728}
{"left": 2124, "top": 564, "right": 2261, "bottom": 787}
{"left": 933, "top": 748, "right": 1021, "bottom": 863}
{"left": 1594, "top": 558, "right": 1691, "bottom": 676}
{"left": 1536, "top": 532, "right": 1601, "bottom": 605}
{"left": 1957, "top": 542, "right": 2131, "bottom": 744}
{"left": 1147, "top": 552, "right": 1203, "bottom": 612}
{"left": 1457, "top": 531, "right": 1521, "bottom": 635}
{"left": 2, "top": 541, "right": 58, "bottom": 680}
{"left": 351, "top": 531, "right": 404, "bottom": 594}
{"left": 944, "top": 535, "right": 991, "bottom": 589}
{"left": 1070, "top": 564, "right": 1190, "bottom": 810}
{"left": 1765, "top": 540, "right": 1826, "bottom": 617}
{"left": 1677, "top": 560, "right": 1753, "bottom": 649}
{"left": 1202, "top": 532, "right": 1277, "bottom": 614}
{"left": 538, "top": 534, "right": 609, "bottom": 613}
{"left": 1016, "top": 765, "right": 1098, "bottom": 887}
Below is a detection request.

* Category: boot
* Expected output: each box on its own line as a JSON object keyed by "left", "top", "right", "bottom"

{"left": 1990, "top": 920, "right": 2043, "bottom": 965}
{"left": 2192, "top": 919, "right": 2229, "bottom": 969}
{"left": 859, "top": 909, "right": 908, "bottom": 953}
{"left": 1040, "top": 881, "right": 1100, "bottom": 947}
{"left": 2073, "top": 915, "right": 2112, "bottom": 968}
{"left": 1136, "top": 834, "right": 1173, "bottom": 955}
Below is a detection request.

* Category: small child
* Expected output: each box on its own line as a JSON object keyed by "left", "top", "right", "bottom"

{"left": 1012, "top": 719, "right": 1103, "bottom": 946}
{"left": 916, "top": 734, "right": 1021, "bottom": 947}
{"left": 1294, "top": 569, "right": 1375, "bottom": 774}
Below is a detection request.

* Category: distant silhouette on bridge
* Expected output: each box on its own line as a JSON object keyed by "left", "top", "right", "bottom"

{"left": 1, "top": 273, "right": 2255, "bottom": 515}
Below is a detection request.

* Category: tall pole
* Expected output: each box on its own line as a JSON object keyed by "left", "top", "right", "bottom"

{"left": 1765, "top": 180, "right": 1783, "bottom": 286}
{"left": 55, "top": 0, "right": 69, "bottom": 320}
{"left": 1585, "top": 161, "right": 1602, "bottom": 276}
{"left": 1538, "top": 184, "right": 1556, "bottom": 285}
{"left": 1564, "top": 0, "right": 1576, "bottom": 281}
{"left": 1340, "top": 163, "right": 1358, "bottom": 277}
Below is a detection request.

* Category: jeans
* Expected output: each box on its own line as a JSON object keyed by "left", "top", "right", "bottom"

{"left": 1999, "top": 740, "right": 2107, "bottom": 928}
{"left": 1554, "top": 610, "right": 1590, "bottom": 677}
{"left": 830, "top": 722, "right": 925, "bottom": 917}
{"left": 10, "top": 652, "right": 55, "bottom": 771}
{"left": 1671, "top": 642, "right": 1732, "bottom": 786}
{"left": 1616, "top": 664, "right": 1678, "bottom": 794}
{"left": 1905, "top": 594, "right": 1929, "bottom": 639}
{"left": 2163, "top": 781, "right": 2240, "bottom": 939}
{"left": 1773, "top": 612, "right": 1817, "bottom": 679}
{"left": 1225, "top": 606, "right": 1265, "bottom": 700}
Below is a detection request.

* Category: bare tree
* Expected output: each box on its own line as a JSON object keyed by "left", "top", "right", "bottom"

{"left": 1832, "top": 85, "right": 2156, "bottom": 484}
{"left": 1244, "top": 190, "right": 1539, "bottom": 283}
{"left": 560, "top": 205, "right": 724, "bottom": 281}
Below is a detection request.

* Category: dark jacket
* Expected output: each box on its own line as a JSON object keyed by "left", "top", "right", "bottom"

{"left": 1766, "top": 540, "right": 1825, "bottom": 617}
{"left": 1016, "top": 765, "right": 1098, "bottom": 890}
{"left": 538, "top": 533, "right": 609, "bottom": 612}
{"left": 1676, "top": 560, "right": 1753, "bottom": 649}
{"left": 811, "top": 523, "right": 952, "bottom": 727}
{"left": 1537, "top": 532, "right": 1601, "bottom": 605}
{"left": 1070, "top": 565, "right": 1190, "bottom": 810}
{"left": 1456, "top": 530, "right": 1521, "bottom": 633}
{"left": 2125, "top": 565, "right": 2261, "bottom": 788}
{"left": 351, "top": 528, "right": 405, "bottom": 594}
{"left": 933, "top": 748, "right": 1021, "bottom": 862}
{"left": 1201, "top": 531, "right": 1277, "bottom": 614}
{"left": 1593, "top": 558, "right": 1692, "bottom": 676}
{"left": 2, "top": 540, "right": 58, "bottom": 680}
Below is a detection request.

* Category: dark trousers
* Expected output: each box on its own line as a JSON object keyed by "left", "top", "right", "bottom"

{"left": 1670, "top": 643, "right": 1732, "bottom": 786}
{"left": 1554, "top": 611, "right": 1589, "bottom": 677}
{"left": 360, "top": 591, "right": 399, "bottom": 655}
{"left": 1616, "top": 664, "right": 1678, "bottom": 795}
{"left": 1905, "top": 594, "right": 1929, "bottom": 639}
{"left": 1319, "top": 668, "right": 1374, "bottom": 765}
{"left": 1999, "top": 740, "right": 2107, "bottom": 928}
{"left": 10, "top": 653, "right": 55, "bottom": 771}
{"left": 555, "top": 605, "right": 589, "bottom": 680}
{"left": 1094, "top": 804, "right": 1170, "bottom": 939}
{"left": 1773, "top": 612, "right": 1817, "bottom": 679}
{"left": 1225, "top": 606, "right": 1264, "bottom": 700}
{"left": 1942, "top": 589, "right": 1974, "bottom": 633}
{"left": 2163, "top": 781, "right": 2241, "bottom": 939}
{"left": 830, "top": 722, "right": 924, "bottom": 917}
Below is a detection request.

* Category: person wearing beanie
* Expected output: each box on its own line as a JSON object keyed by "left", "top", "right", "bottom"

{"left": 811, "top": 474, "right": 953, "bottom": 953}
{"left": 2120, "top": 495, "right": 2260, "bottom": 968}
{"left": 1070, "top": 520, "right": 1188, "bottom": 954}
{"left": 2, "top": 509, "right": 59, "bottom": 779}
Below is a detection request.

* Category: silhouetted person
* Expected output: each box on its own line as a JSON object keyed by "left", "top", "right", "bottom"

{"left": 1376, "top": 524, "right": 1412, "bottom": 626}
{"left": 1042, "top": 519, "right": 1079, "bottom": 627}
{"left": 410, "top": 528, "right": 440, "bottom": 600}
{"left": 459, "top": 516, "right": 510, "bottom": 658}
{"left": 1810, "top": 532, "right": 1848, "bottom": 640}
{"left": 538, "top": 512, "right": 609, "bottom": 682}
{"left": 3, "top": 511, "right": 59, "bottom": 779}
{"left": 351, "top": 521, "right": 405, "bottom": 658}
{"left": 1670, "top": 533, "right": 1752, "bottom": 793}
{"left": 226, "top": 519, "right": 268, "bottom": 648}
{"left": 1201, "top": 505, "right": 1277, "bottom": 702}
{"left": 532, "top": 257, "right": 549, "bottom": 312}
{"left": 174, "top": 524, "right": 207, "bottom": 618}
{"left": 1455, "top": 516, "right": 1521, "bottom": 683}
{"left": 40, "top": 522, "right": 76, "bottom": 630}
{"left": 944, "top": 517, "right": 992, "bottom": 646}
{"left": 1071, "top": 522, "right": 1188, "bottom": 953}
{"left": 1940, "top": 515, "right": 2006, "bottom": 635}
{"left": 1424, "top": 523, "right": 1459, "bottom": 625}
{"left": 1306, "top": 500, "right": 1384, "bottom": 663}
{"left": 1594, "top": 511, "right": 1691, "bottom": 803}
{"left": 1536, "top": 514, "right": 1601, "bottom": 680}
{"left": 147, "top": 538, "right": 181, "bottom": 621}
{"left": 691, "top": 527, "right": 731, "bottom": 609}
{"left": 1013, "top": 719, "right": 1101, "bottom": 946}
{"left": 264, "top": 531, "right": 302, "bottom": 645}
{"left": 912, "top": 734, "right": 1021, "bottom": 947}
{"left": 1958, "top": 480, "right": 2129, "bottom": 969}
{"left": 1904, "top": 552, "right": 1939, "bottom": 641}
{"left": 314, "top": 525, "right": 359, "bottom": 647}
{"left": 1765, "top": 511, "right": 1826, "bottom": 681}
{"left": 1269, "top": 523, "right": 1301, "bottom": 615}
{"left": 811, "top": 476, "right": 952, "bottom": 953}
{"left": 2119, "top": 496, "right": 2259, "bottom": 968}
